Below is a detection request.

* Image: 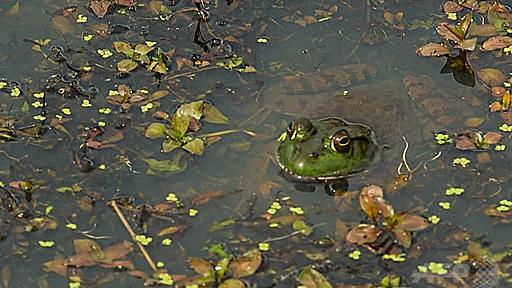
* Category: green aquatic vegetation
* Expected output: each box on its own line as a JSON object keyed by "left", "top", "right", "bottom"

{"left": 144, "top": 100, "right": 229, "bottom": 155}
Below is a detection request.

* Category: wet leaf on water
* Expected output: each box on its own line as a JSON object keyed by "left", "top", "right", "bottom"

{"left": 359, "top": 185, "right": 384, "bottom": 222}
{"left": 150, "top": 90, "right": 170, "bottom": 102}
{"left": 454, "top": 37, "right": 477, "bottom": 51}
{"left": 145, "top": 123, "right": 168, "bottom": 139}
{"left": 90, "top": 0, "right": 112, "bottom": 18}
{"left": 393, "top": 228, "right": 412, "bottom": 248}
{"left": 481, "top": 36, "right": 512, "bottom": 51}
{"left": 52, "top": 16, "right": 74, "bottom": 34}
{"left": 113, "top": 41, "right": 133, "bottom": 55}
{"left": 345, "top": 224, "right": 380, "bottom": 245}
{"left": 468, "top": 24, "right": 497, "bottom": 37}
{"left": 484, "top": 131, "right": 503, "bottom": 144}
{"left": 502, "top": 90, "right": 511, "bottom": 111}
{"left": 103, "top": 240, "right": 133, "bottom": 261}
{"left": 443, "top": 1, "right": 462, "bottom": 14}
{"left": 203, "top": 102, "right": 229, "bottom": 124}
{"left": 297, "top": 266, "right": 333, "bottom": 288}
{"left": 191, "top": 190, "right": 229, "bottom": 206}
{"left": 73, "top": 239, "right": 100, "bottom": 254}
{"left": 157, "top": 224, "right": 188, "bottom": 237}
{"left": 477, "top": 68, "right": 507, "bottom": 87}
{"left": 43, "top": 254, "right": 67, "bottom": 276}
{"left": 219, "top": 279, "right": 246, "bottom": 288}
{"left": 188, "top": 257, "right": 214, "bottom": 276}
{"left": 117, "top": 59, "right": 138, "bottom": 72}
{"left": 416, "top": 43, "right": 450, "bottom": 57}
{"left": 115, "top": 0, "right": 134, "bottom": 6}
{"left": 162, "top": 138, "right": 180, "bottom": 153}
{"left": 464, "top": 117, "right": 485, "bottom": 128}
{"left": 143, "top": 155, "right": 186, "bottom": 174}
{"left": 396, "top": 214, "right": 429, "bottom": 231}
{"left": 229, "top": 249, "right": 262, "bottom": 278}
{"left": 182, "top": 138, "right": 205, "bottom": 156}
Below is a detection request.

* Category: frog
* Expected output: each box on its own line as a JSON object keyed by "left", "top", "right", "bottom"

{"left": 276, "top": 117, "right": 378, "bottom": 181}
{"left": 250, "top": 63, "right": 482, "bottom": 190}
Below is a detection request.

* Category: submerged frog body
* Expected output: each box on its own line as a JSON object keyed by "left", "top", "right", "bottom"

{"left": 276, "top": 117, "right": 377, "bottom": 181}
{"left": 260, "top": 64, "right": 480, "bottom": 181}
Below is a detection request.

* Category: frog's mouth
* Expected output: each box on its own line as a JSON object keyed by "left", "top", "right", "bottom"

{"left": 275, "top": 156, "right": 372, "bottom": 183}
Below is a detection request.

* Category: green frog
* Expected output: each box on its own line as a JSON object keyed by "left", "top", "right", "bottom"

{"left": 276, "top": 117, "right": 377, "bottom": 181}
{"left": 256, "top": 63, "right": 482, "bottom": 186}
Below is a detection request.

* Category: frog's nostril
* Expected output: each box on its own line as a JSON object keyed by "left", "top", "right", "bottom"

{"left": 309, "top": 152, "right": 319, "bottom": 159}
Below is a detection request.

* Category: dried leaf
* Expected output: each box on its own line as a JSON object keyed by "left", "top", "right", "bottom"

{"left": 157, "top": 224, "right": 188, "bottom": 237}
{"left": 191, "top": 190, "right": 229, "bottom": 206}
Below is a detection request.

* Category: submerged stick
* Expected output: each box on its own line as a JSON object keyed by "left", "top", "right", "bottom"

{"left": 109, "top": 200, "right": 158, "bottom": 272}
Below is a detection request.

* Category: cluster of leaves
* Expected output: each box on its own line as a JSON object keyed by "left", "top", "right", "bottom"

{"left": 346, "top": 185, "right": 429, "bottom": 251}
{"left": 145, "top": 100, "right": 229, "bottom": 156}
{"left": 454, "top": 129, "right": 503, "bottom": 150}
{"left": 89, "top": 0, "right": 134, "bottom": 18}
{"left": 180, "top": 248, "right": 261, "bottom": 287}
{"left": 113, "top": 41, "right": 169, "bottom": 74}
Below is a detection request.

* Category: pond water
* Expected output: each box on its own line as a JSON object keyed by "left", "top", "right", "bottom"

{"left": 0, "top": 0, "right": 511, "bottom": 287}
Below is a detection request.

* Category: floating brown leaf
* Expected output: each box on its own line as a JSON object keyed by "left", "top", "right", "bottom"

{"left": 345, "top": 224, "right": 380, "bottom": 245}
{"left": 188, "top": 257, "right": 214, "bottom": 276}
{"left": 90, "top": 0, "right": 112, "bottom": 18}
{"left": 443, "top": 1, "right": 462, "bottom": 14}
{"left": 477, "top": 68, "right": 507, "bottom": 87}
{"left": 393, "top": 228, "right": 411, "bottom": 248}
{"left": 481, "top": 36, "right": 512, "bottom": 51}
{"left": 229, "top": 249, "right": 262, "bottom": 278}
{"left": 104, "top": 240, "right": 133, "bottom": 261}
{"left": 397, "top": 214, "right": 429, "bottom": 231}
{"left": 219, "top": 279, "right": 246, "bottom": 288}
{"left": 416, "top": 43, "right": 451, "bottom": 57}
{"left": 191, "top": 190, "right": 229, "bottom": 206}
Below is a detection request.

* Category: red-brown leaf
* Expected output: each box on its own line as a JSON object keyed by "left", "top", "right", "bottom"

{"left": 416, "top": 43, "right": 451, "bottom": 57}
{"left": 229, "top": 249, "right": 262, "bottom": 278}
{"left": 481, "top": 36, "right": 512, "bottom": 51}
{"left": 397, "top": 214, "right": 429, "bottom": 231}
{"left": 345, "top": 224, "right": 380, "bottom": 245}
{"left": 90, "top": 0, "right": 112, "bottom": 18}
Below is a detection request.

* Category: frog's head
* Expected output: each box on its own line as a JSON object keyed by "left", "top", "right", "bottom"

{"left": 276, "top": 117, "right": 377, "bottom": 181}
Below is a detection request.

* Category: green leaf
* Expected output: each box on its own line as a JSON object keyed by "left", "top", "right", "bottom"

{"left": 145, "top": 123, "right": 168, "bottom": 139}
{"left": 162, "top": 138, "right": 180, "bottom": 153}
{"left": 21, "top": 101, "right": 29, "bottom": 113}
{"left": 117, "top": 59, "right": 138, "bottom": 72}
{"left": 298, "top": 266, "right": 333, "bottom": 288}
{"left": 170, "top": 101, "right": 203, "bottom": 137}
{"left": 113, "top": 41, "right": 133, "bottom": 55}
{"left": 142, "top": 155, "right": 186, "bottom": 173}
{"left": 134, "top": 44, "right": 154, "bottom": 55}
{"left": 182, "top": 138, "right": 205, "bottom": 155}
{"left": 203, "top": 102, "right": 229, "bottom": 124}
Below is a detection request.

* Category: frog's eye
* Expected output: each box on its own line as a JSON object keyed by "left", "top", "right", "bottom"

{"left": 331, "top": 129, "right": 351, "bottom": 153}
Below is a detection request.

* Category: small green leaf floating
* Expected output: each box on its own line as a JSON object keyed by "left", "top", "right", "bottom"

{"left": 298, "top": 266, "right": 333, "bottom": 288}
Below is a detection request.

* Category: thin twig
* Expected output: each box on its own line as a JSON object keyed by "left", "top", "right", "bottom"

{"left": 109, "top": 200, "right": 158, "bottom": 272}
